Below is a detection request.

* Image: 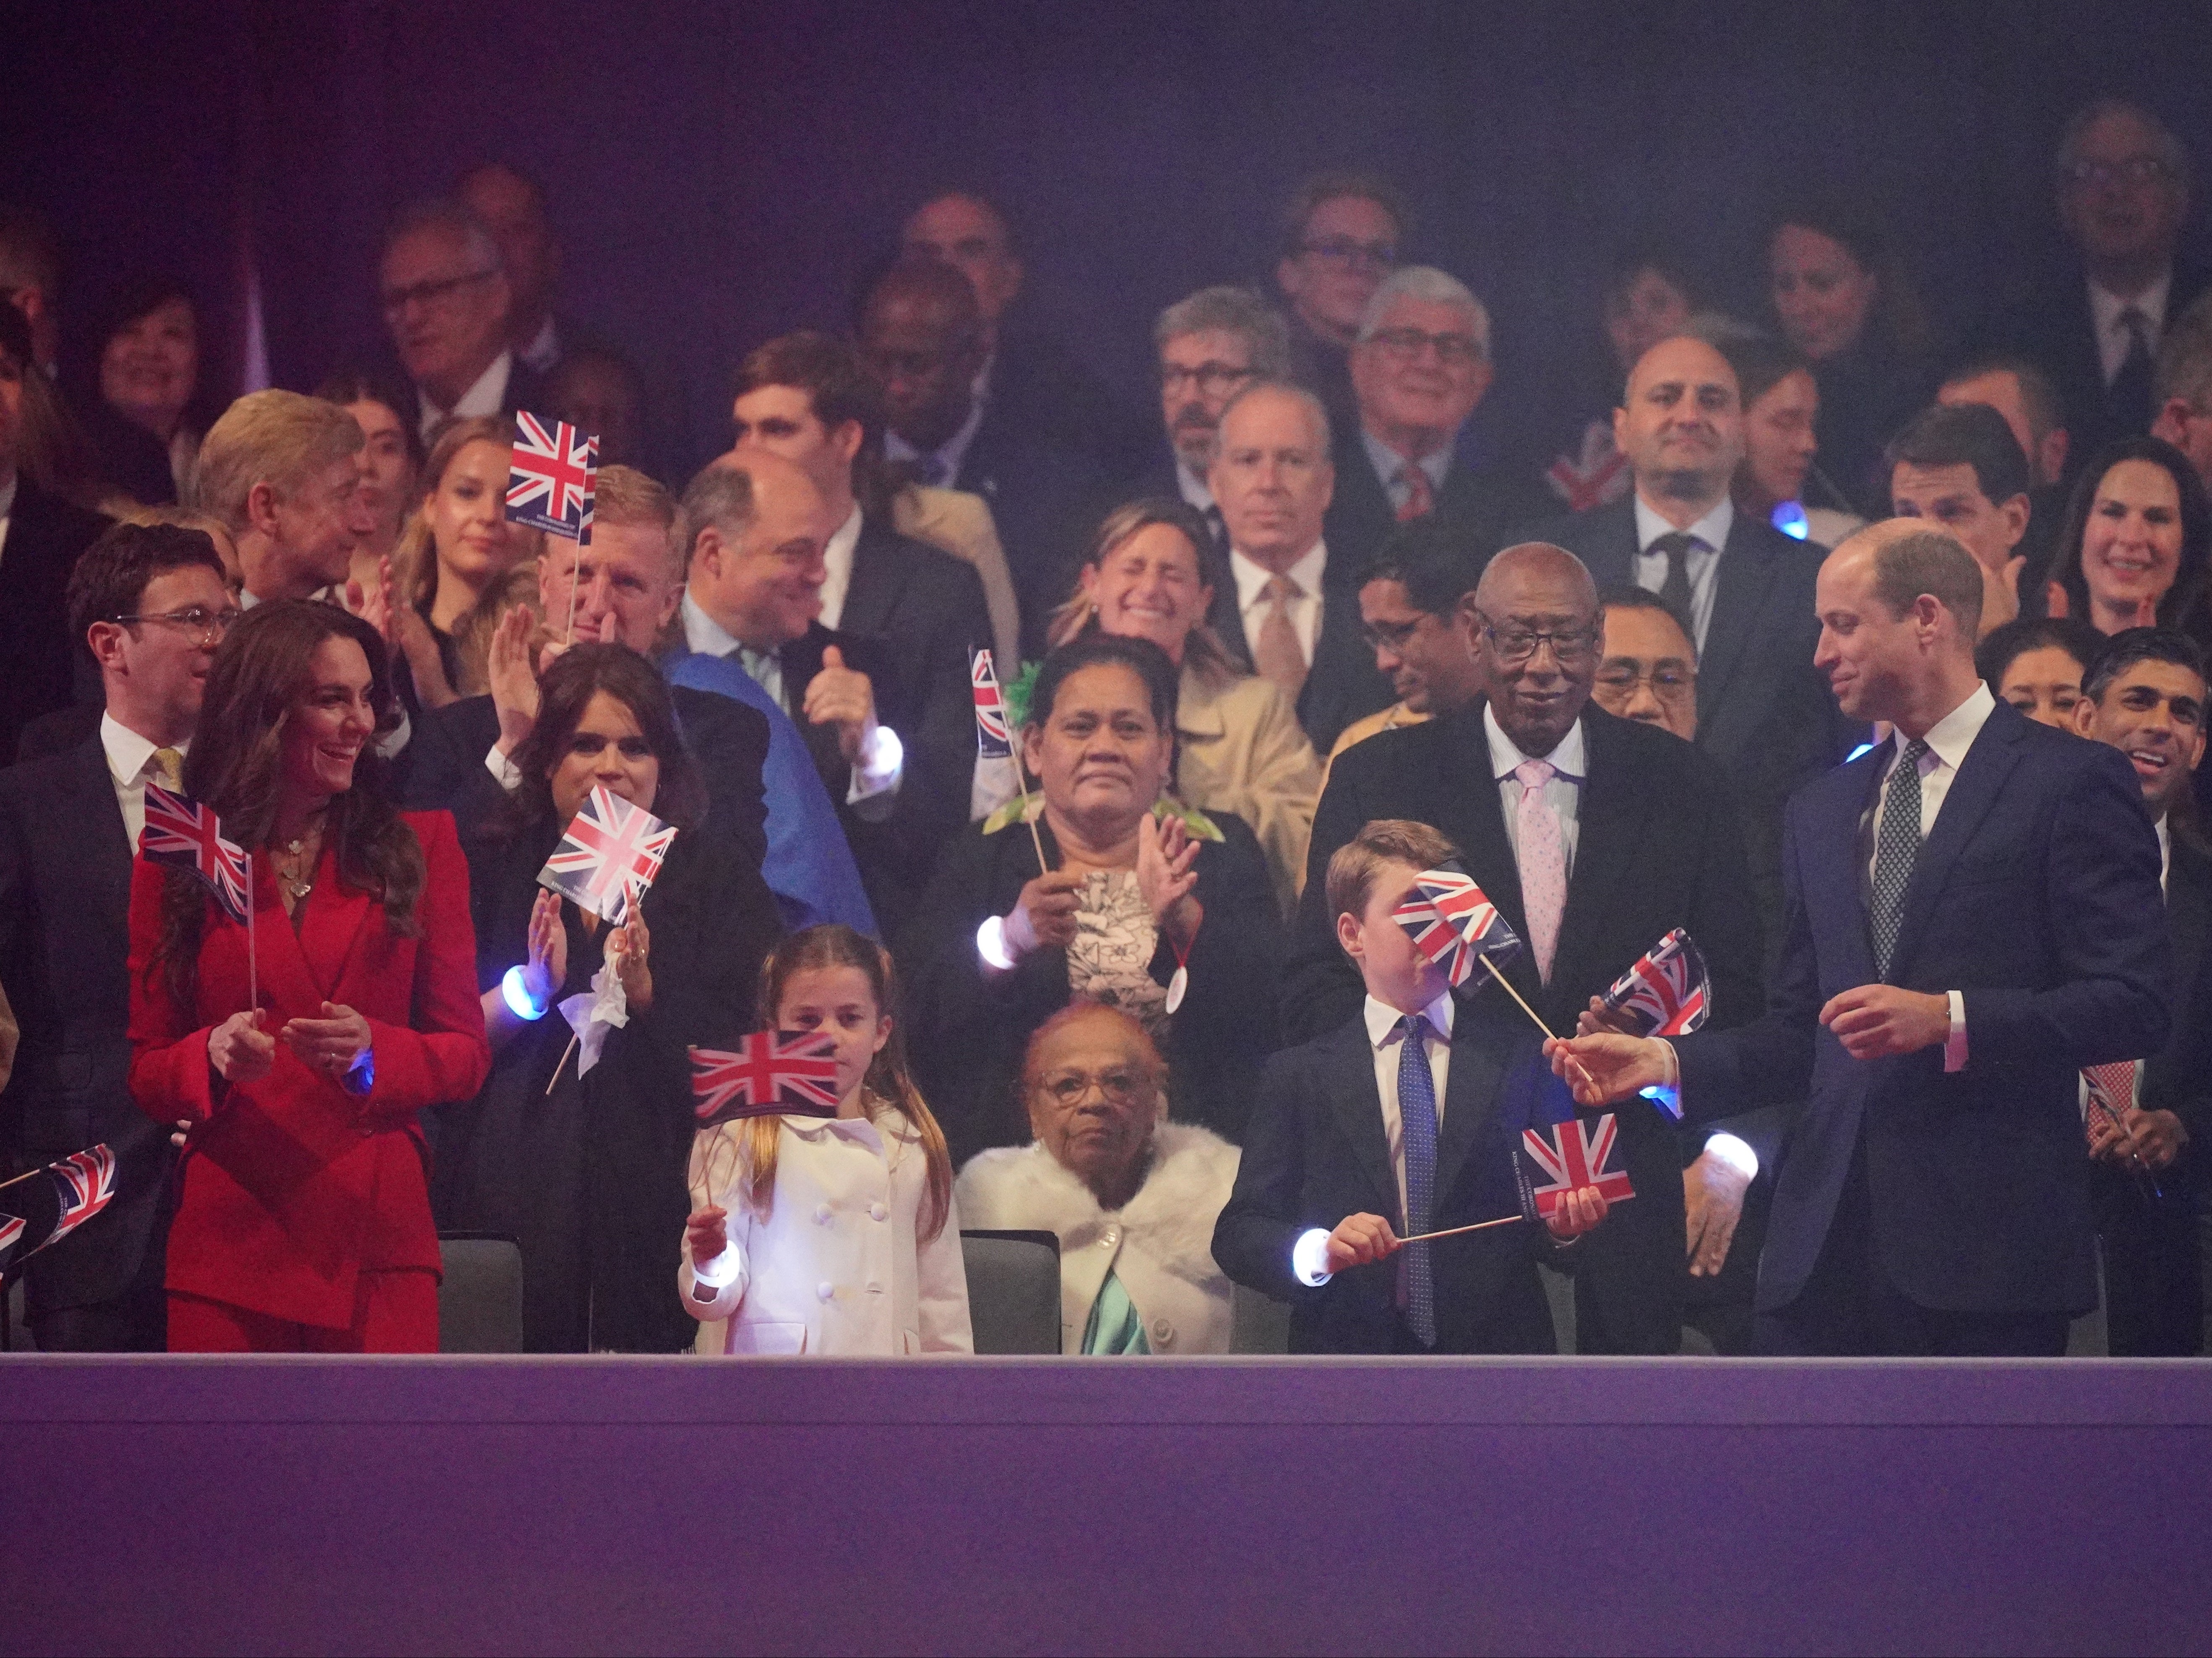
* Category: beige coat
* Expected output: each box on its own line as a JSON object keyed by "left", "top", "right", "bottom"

{"left": 892, "top": 484, "right": 1023, "bottom": 672}
{"left": 1176, "top": 665, "right": 1322, "bottom": 917}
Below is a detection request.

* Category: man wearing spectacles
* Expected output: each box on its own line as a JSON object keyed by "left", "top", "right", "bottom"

{"left": 1986, "top": 99, "right": 2207, "bottom": 462}
{"left": 1326, "top": 266, "right": 1547, "bottom": 583}
{"left": 1325, "top": 515, "right": 1490, "bottom": 780}
{"left": 1273, "top": 170, "right": 1410, "bottom": 436}
{"left": 1125, "top": 286, "right": 1292, "bottom": 549}
{"left": 0, "top": 522, "right": 231, "bottom": 1351}
{"left": 1592, "top": 588, "right": 1699, "bottom": 742}
{"left": 376, "top": 199, "right": 545, "bottom": 441}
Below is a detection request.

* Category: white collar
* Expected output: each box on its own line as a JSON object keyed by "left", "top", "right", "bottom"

{"left": 100, "top": 711, "right": 185, "bottom": 790}
{"left": 1899, "top": 680, "right": 1996, "bottom": 772}
{"left": 1229, "top": 538, "right": 1327, "bottom": 610}
{"left": 1484, "top": 701, "right": 1587, "bottom": 782}
{"left": 680, "top": 589, "right": 750, "bottom": 658}
{"left": 1362, "top": 426, "right": 1450, "bottom": 490}
{"left": 1633, "top": 490, "right": 1734, "bottom": 555}
{"left": 1174, "top": 458, "right": 1215, "bottom": 514}
{"left": 2089, "top": 268, "right": 2174, "bottom": 337}
{"left": 821, "top": 501, "right": 864, "bottom": 618}
{"left": 518, "top": 314, "right": 560, "bottom": 375}
{"left": 417, "top": 348, "right": 514, "bottom": 435}
{"left": 1363, "top": 989, "right": 1456, "bottom": 1045}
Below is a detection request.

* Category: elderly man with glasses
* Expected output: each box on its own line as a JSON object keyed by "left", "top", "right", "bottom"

{"left": 1325, "top": 265, "right": 1548, "bottom": 579}
{"left": 376, "top": 198, "right": 547, "bottom": 440}
{"left": 1284, "top": 541, "right": 1771, "bottom": 1356}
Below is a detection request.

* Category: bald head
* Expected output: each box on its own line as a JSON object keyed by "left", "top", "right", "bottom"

{"left": 1474, "top": 541, "right": 1599, "bottom": 619}
{"left": 1815, "top": 518, "right": 1986, "bottom": 732}
{"left": 1615, "top": 335, "right": 1744, "bottom": 517}
{"left": 1470, "top": 542, "right": 1600, "bottom": 757}
{"left": 681, "top": 450, "right": 833, "bottom": 650}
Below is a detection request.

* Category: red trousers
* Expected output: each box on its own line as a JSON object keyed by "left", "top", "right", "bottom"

{"left": 167, "top": 1268, "right": 439, "bottom": 1353}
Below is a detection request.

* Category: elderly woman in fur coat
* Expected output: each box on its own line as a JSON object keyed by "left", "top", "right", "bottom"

{"left": 955, "top": 1005, "right": 1239, "bottom": 1353}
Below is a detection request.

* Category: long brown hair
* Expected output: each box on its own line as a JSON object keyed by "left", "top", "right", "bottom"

{"left": 495, "top": 643, "right": 710, "bottom": 838}
{"left": 393, "top": 414, "right": 543, "bottom": 694}
{"left": 150, "top": 600, "right": 425, "bottom": 1000}
{"left": 728, "top": 925, "right": 953, "bottom": 1242}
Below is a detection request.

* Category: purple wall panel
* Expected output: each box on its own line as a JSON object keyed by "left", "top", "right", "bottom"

{"left": 3, "top": 1356, "right": 2208, "bottom": 1656}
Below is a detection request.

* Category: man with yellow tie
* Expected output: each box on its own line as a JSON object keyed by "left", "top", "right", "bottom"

{"left": 0, "top": 521, "right": 234, "bottom": 1351}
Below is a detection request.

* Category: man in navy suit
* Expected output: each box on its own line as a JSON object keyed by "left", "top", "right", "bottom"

{"left": 1553, "top": 522, "right": 2170, "bottom": 1356}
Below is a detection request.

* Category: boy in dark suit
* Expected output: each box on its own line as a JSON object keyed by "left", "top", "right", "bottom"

{"left": 1213, "top": 819, "right": 1607, "bottom": 1353}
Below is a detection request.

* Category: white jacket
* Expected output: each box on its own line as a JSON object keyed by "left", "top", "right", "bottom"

{"left": 954, "top": 1122, "right": 1239, "bottom": 1354}
{"left": 682, "top": 1107, "right": 973, "bottom": 1356}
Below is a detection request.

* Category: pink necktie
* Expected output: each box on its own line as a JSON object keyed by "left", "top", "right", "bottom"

{"left": 2082, "top": 1061, "right": 2136, "bottom": 1139}
{"left": 1514, "top": 758, "right": 1566, "bottom": 984}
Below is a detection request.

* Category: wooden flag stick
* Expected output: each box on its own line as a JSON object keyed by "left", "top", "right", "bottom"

{"left": 1478, "top": 954, "right": 1597, "bottom": 1092}
{"left": 545, "top": 1032, "right": 579, "bottom": 1096}
{"left": 246, "top": 851, "right": 258, "bottom": 1022}
{"left": 1010, "top": 745, "right": 1050, "bottom": 874}
{"left": 1397, "top": 1212, "right": 1525, "bottom": 1246}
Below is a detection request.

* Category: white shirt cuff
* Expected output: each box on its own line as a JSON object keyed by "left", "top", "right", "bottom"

{"left": 375, "top": 705, "right": 412, "bottom": 760}
{"left": 1292, "top": 1228, "right": 1334, "bottom": 1288}
{"left": 845, "top": 724, "right": 903, "bottom": 805}
{"left": 1944, "top": 990, "right": 1967, "bottom": 1072}
{"left": 485, "top": 744, "right": 522, "bottom": 793}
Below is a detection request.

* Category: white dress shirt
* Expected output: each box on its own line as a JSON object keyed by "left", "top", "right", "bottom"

{"left": 1362, "top": 428, "right": 1451, "bottom": 517}
{"left": 1632, "top": 493, "right": 1732, "bottom": 656}
{"left": 416, "top": 349, "right": 514, "bottom": 440}
{"left": 518, "top": 314, "right": 560, "bottom": 376}
{"left": 1229, "top": 539, "right": 1328, "bottom": 667}
{"left": 1485, "top": 705, "right": 1586, "bottom": 876}
{"left": 1364, "top": 989, "right": 1455, "bottom": 1234}
{"left": 101, "top": 713, "right": 187, "bottom": 853}
{"left": 818, "top": 503, "right": 863, "bottom": 633}
{"left": 2088, "top": 269, "right": 2173, "bottom": 385}
{"left": 1175, "top": 458, "right": 1216, "bottom": 516}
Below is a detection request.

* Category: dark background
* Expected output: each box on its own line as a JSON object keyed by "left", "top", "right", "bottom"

{"left": 7, "top": 0, "right": 2210, "bottom": 477}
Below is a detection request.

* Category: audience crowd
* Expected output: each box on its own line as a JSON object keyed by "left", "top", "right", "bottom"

{"left": 3, "top": 96, "right": 2210, "bottom": 1359}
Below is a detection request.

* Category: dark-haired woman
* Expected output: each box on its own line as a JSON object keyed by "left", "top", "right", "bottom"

{"left": 432, "top": 644, "right": 782, "bottom": 1353}
{"left": 127, "top": 601, "right": 490, "bottom": 1353}
{"left": 2037, "top": 435, "right": 2212, "bottom": 647}
{"left": 898, "top": 634, "right": 1282, "bottom": 1165}
{"left": 76, "top": 276, "right": 217, "bottom": 508}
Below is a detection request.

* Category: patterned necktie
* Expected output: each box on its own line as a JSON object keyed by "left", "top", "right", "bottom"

{"left": 1397, "top": 1013, "right": 1439, "bottom": 1349}
{"left": 2082, "top": 1061, "right": 2137, "bottom": 1135}
{"left": 150, "top": 747, "right": 183, "bottom": 791}
{"left": 1647, "top": 531, "right": 1697, "bottom": 633}
{"left": 1870, "top": 738, "right": 1930, "bottom": 981}
{"left": 1253, "top": 573, "right": 1308, "bottom": 702}
{"left": 1514, "top": 758, "right": 1566, "bottom": 983}
{"left": 1395, "top": 461, "right": 1435, "bottom": 523}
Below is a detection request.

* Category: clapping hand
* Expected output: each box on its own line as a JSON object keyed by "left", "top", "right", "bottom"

{"left": 1134, "top": 810, "right": 1201, "bottom": 948}
{"left": 1003, "top": 871, "right": 1085, "bottom": 960}
{"left": 488, "top": 604, "right": 543, "bottom": 754}
{"left": 609, "top": 907, "right": 653, "bottom": 1012}
{"left": 280, "top": 1002, "right": 373, "bottom": 1082}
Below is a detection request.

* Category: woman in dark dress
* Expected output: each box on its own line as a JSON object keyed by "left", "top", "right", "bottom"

{"left": 433, "top": 644, "right": 782, "bottom": 1352}
{"left": 899, "top": 635, "right": 1282, "bottom": 1164}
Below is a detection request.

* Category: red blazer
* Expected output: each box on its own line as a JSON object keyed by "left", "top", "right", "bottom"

{"left": 128, "top": 809, "right": 490, "bottom": 1327}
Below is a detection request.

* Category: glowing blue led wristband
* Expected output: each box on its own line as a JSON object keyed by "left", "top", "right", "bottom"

{"left": 503, "top": 965, "right": 550, "bottom": 1020}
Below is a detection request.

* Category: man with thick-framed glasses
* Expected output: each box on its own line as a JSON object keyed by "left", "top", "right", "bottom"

{"left": 1131, "top": 286, "right": 1292, "bottom": 548}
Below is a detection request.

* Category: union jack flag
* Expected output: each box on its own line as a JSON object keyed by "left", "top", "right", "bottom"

{"left": 507, "top": 411, "right": 597, "bottom": 544}
{"left": 1393, "top": 862, "right": 1522, "bottom": 988}
{"left": 537, "top": 783, "right": 675, "bottom": 924}
{"left": 1600, "top": 928, "right": 1711, "bottom": 1037}
{"left": 689, "top": 1032, "right": 842, "bottom": 1124}
{"left": 1519, "top": 1114, "right": 1636, "bottom": 1219}
{"left": 972, "top": 649, "right": 1014, "bottom": 759}
{"left": 1545, "top": 420, "right": 1632, "bottom": 513}
{"left": 0, "top": 1212, "right": 22, "bottom": 1271}
{"left": 140, "top": 783, "right": 252, "bottom": 925}
{"left": 47, "top": 1145, "right": 116, "bottom": 1246}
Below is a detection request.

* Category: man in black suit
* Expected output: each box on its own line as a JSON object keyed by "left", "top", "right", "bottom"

{"left": 1216, "top": 818, "right": 1608, "bottom": 1354}
{"left": 1525, "top": 334, "right": 1855, "bottom": 952}
{"left": 1325, "top": 265, "right": 1546, "bottom": 582}
{"left": 1282, "top": 542, "right": 1766, "bottom": 1352}
{"left": 2069, "top": 628, "right": 2210, "bottom": 1355}
{"left": 1203, "top": 380, "right": 1391, "bottom": 754}
{"left": 1984, "top": 101, "right": 2209, "bottom": 469}
{"left": 191, "top": 390, "right": 366, "bottom": 608}
{"left": 680, "top": 451, "right": 961, "bottom": 933}
{"left": 376, "top": 198, "right": 546, "bottom": 444}
{"left": 0, "top": 521, "right": 233, "bottom": 1349}
{"left": 1556, "top": 524, "right": 2171, "bottom": 1356}
{"left": 859, "top": 255, "right": 1115, "bottom": 651}
{"left": 0, "top": 300, "right": 109, "bottom": 761}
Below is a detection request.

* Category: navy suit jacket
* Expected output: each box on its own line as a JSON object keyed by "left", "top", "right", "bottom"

{"left": 1211, "top": 1004, "right": 1563, "bottom": 1355}
{"left": 1674, "top": 701, "right": 2170, "bottom": 1319}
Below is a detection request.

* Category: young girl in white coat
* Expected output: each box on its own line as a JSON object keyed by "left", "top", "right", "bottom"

{"left": 682, "top": 925, "right": 974, "bottom": 1355}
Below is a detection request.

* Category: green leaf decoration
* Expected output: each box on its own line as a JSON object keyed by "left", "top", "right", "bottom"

{"left": 1003, "top": 660, "right": 1042, "bottom": 732}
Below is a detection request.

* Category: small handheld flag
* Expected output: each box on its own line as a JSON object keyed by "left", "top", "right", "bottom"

{"left": 689, "top": 1033, "right": 842, "bottom": 1124}
{"left": 538, "top": 784, "right": 676, "bottom": 925}
{"left": 507, "top": 412, "right": 597, "bottom": 544}
{"left": 971, "top": 649, "right": 1014, "bottom": 759}
{"left": 1600, "top": 928, "right": 1711, "bottom": 1037}
{"left": 140, "top": 783, "right": 252, "bottom": 926}
{"left": 0, "top": 1143, "right": 119, "bottom": 1274}
{"left": 1391, "top": 862, "right": 1523, "bottom": 988}
{"left": 1520, "top": 1114, "right": 1636, "bottom": 1219}
{"left": 48, "top": 1145, "right": 116, "bottom": 1246}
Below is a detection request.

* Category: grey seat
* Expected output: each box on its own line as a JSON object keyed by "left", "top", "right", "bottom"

{"left": 436, "top": 1235, "right": 525, "bottom": 1354}
{"left": 959, "top": 1230, "right": 1060, "bottom": 1354}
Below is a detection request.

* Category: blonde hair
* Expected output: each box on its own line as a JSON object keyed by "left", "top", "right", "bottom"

{"left": 1325, "top": 818, "right": 1460, "bottom": 924}
{"left": 716, "top": 926, "right": 954, "bottom": 1242}
{"left": 191, "top": 390, "right": 363, "bottom": 535}
{"left": 391, "top": 415, "right": 545, "bottom": 695}
{"left": 590, "top": 463, "right": 684, "bottom": 582}
{"left": 1044, "top": 498, "right": 1238, "bottom": 685}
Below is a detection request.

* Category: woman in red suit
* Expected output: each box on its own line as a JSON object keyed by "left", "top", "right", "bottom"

{"left": 128, "top": 600, "right": 490, "bottom": 1352}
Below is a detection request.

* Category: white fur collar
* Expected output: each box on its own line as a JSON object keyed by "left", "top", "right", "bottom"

{"left": 954, "top": 1122, "right": 1240, "bottom": 1289}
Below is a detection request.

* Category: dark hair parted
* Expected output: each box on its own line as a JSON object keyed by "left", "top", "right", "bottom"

{"left": 1974, "top": 616, "right": 2107, "bottom": 691}
{"left": 66, "top": 520, "right": 228, "bottom": 643}
{"left": 1025, "top": 633, "right": 1180, "bottom": 739}
{"left": 150, "top": 600, "right": 423, "bottom": 999}
{"left": 1359, "top": 514, "right": 1490, "bottom": 619}
{"left": 500, "top": 643, "right": 709, "bottom": 836}
{"left": 1886, "top": 401, "right": 2032, "bottom": 509}
{"left": 2082, "top": 626, "right": 2209, "bottom": 705}
{"left": 735, "top": 331, "right": 891, "bottom": 514}
{"left": 2045, "top": 435, "right": 2212, "bottom": 634}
